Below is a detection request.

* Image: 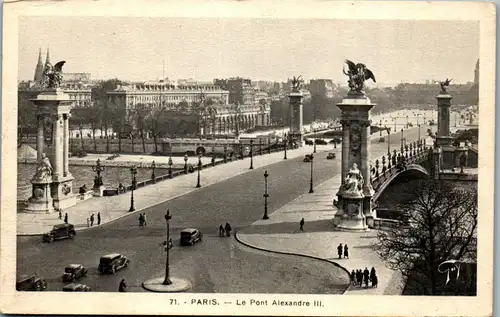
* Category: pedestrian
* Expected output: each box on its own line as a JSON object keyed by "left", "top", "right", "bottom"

{"left": 337, "top": 243, "right": 343, "bottom": 259}
{"left": 58, "top": 209, "right": 62, "bottom": 220}
{"left": 370, "top": 267, "right": 376, "bottom": 282}
{"left": 299, "top": 218, "right": 305, "bottom": 231}
{"left": 142, "top": 213, "right": 147, "bottom": 226}
{"left": 363, "top": 267, "right": 370, "bottom": 288}
{"left": 118, "top": 279, "right": 127, "bottom": 292}
{"left": 356, "top": 270, "right": 363, "bottom": 286}
{"left": 219, "top": 224, "right": 225, "bottom": 237}
{"left": 64, "top": 213, "right": 68, "bottom": 224}
{"left": 90, "top": 214, "right": 95, "bottom": 227}
{"left": 343, "top": 244, "right": 349, "bottom": 259}
{"left": 97, "top": 212, "right": 101, "bottom": 225}
{"left": 86, "top": 218, "right": 90, "bottom": 227}
{"left": 139, "top": 214, "right": 144, "bottom": 228}
{"left": 372, "top": 273, "right": 378, "bottom": 288}
{"left": 225, "top": 222, "right": 232, "bottom": 237}
{"left": 350, "top": 270, "right": 356, "bottom": 285}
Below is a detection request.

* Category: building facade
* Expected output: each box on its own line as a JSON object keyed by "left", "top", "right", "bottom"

{"left": 214, "top": 77, "right": 255, "bottom": 105}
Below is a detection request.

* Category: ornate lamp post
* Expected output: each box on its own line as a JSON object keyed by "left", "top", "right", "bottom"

{"left": 263, "top": 170, "right": 269, "bottom": 220}
{"left": 184, "top": 154, "right": 188, "bottom": 174}
{"left": 418, "top": 124, "right": 421, "bottom": 147}
{"left": 151, "top": 160, "right": 156, "bottom": 183}
{"left": 400, "top": 128, "right": 404, "bottom": 153}
{"left": 259, "top": 139, "right": 263, "bottom": 155}
{"left": 92, "top": 158, "right": 105, "bottom": 188}
{"left": 249, "top": 139, "right": 254, "bottom": 170}
{"left": 163, "top": 209, "right": 172, "bottom": 285}
{"left": 385, "top": 126, "right": 391, "bottom": 155}
{"left": 308, "top": 153, "right": 314, "bottom": 193}
{"left": 129, "top": 165, "right": 137, "bottom": 212}
{"left": 168, "top": 157, "right": 173, "bottom": 178}
{"left": 196, "top": 154, "right": 202, "bottom": 188}
{"left": 223, "top": 145, "right": 228, "bottom": 163}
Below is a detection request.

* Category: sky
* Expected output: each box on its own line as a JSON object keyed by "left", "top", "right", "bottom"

{"left": 18, "top": 17, "right": 479, "bottom": 85}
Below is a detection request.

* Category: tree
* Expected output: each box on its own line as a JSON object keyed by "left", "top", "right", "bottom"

{"left": 135, "top": 103, "right": 150, "bottom": 153}
{"left": 374, "top": 179, "right": 477, "bottom": 295}
{"left": 148, "top": 107, "right": 168, "bottom": 153}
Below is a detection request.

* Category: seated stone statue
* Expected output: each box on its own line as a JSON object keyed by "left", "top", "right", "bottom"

{"left": 79, "top": 184, "right": 88, "bottom": 195}
{"left": 33, "top": 153, "right": 53, "bottom": 180}
{"left": 343, "top": 163, "right": 364, "bottom": 194}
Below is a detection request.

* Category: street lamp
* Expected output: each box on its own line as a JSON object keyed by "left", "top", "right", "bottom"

{"left": 418, "top": 124, "right": 421, "bottom": 146}
{"left": 168, "top": 157, "right": 173, "bottom": 178}
{"left": 223, "top": 145, "right": 228, "bottom": 163}
{"left": 184, "top": 154, "right": 188, "bottom": 174}
{"left": 249, "top": 139, "right": 254, "bottom": 170}
{"left": 385, "top": 126, "right": 391, "bottom": 155}
{"left": 313, "top": 138, "right": 317, "bottom": 153}
{"left": 400, "top": 128, "right": 404, "bottom": 153}
{"left": 151, "top": 160, "right": 156, "bottom": 183}
{"left": 284, "top": 136, "right": 288, "bottom": 160}
{"left": 129, "top": 165, "right": 137, "bottom": 212}
{"left": 92, "top": 158, "right": 105, "bottom": 189}
{"left": 163, "top": 209, "right": 172, "bottom": 285}
{"left": 309, "top": 153, "right": 314, "bottom": 193}
{"left": 263, "top": 170, "right": 269, "bottom": 220}
{"left": 196, "top": 154, "right": 202, "bottom": 188}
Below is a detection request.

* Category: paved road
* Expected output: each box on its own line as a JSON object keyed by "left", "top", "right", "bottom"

{"left": 17, "top": 125, "right": 430, "bottom": 293}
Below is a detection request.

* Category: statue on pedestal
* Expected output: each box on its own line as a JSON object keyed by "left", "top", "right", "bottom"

{"left": 33, "top": 153, "right": 53, "bottom": 181}
{"left": 41, "top": 61, "right": 66, "bottom": 89}
{"left": 343, "top": 163, "right": 364, "bottom": 195}
{"left": 439, "top": 78, "right": 452, "bottom": 94}
{"left": 290, "top": 75, "right": 302, "bottom": 92}
{"left": 343, "top": 60, "right": 376, "bottom": 93}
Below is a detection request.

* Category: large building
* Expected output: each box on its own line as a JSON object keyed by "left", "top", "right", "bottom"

{"left": 107, "top": 81, "right": 271, "bottom": 136}
{"left": 213, "top": 77, "right": 255, "bottom": 105}
{"left": 308, "top": 79, "right": 335, "bottom": 99}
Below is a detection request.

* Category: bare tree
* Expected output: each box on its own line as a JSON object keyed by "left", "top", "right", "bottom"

{"left": 373, "top": 179, "right": 477, "bottom": 295}
{"left": 135, "top": 103, "right": 150, "bottom": 153}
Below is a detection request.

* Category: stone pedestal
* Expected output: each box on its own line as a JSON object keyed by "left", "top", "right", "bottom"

{"left": 333, "top": 92, "right": 376, "bottom": 229}
{"left": 288, "top": 90, "right": 304, "bottom": 146}
{"left": 436, "top": 93, "right": 453, "bottom": 147}
{"left": 25, "top": 88, "right": 76, "bottom": 213}
{"left": 25, "top": 179, "right": 54, "bottom": 213}
{"left": 93, "top": 185, "right": 106, "bottom": 197}
{"left": 334, "top": 192, "right": 369, "bottom": 232}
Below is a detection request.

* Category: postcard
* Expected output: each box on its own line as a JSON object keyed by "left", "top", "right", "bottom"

{"left": 0, "top": 0, "right": 495, "bottom": 316}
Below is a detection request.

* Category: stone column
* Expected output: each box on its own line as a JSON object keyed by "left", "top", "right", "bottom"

{"left": 53, "top": 114, "right": 63, "bottom": 178}
{"left": 288, "top": 90, "right": 304, "bottom": 145}
{"left": 63, "top": 114, "right": 70, "bottom": 176}
{"left": 36, "top": 114, "right": 44, "bottom": 161}
{"left": 436, "top": 92, "right": 455, "bottom": 169}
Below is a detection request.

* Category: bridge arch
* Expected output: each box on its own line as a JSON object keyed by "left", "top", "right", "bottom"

{"left": 372, "top": 164, "right": 430, "bottom": 202}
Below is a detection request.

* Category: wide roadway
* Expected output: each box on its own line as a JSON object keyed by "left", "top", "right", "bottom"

{"left": 17, "top": 125, "right": 430, "bottom": 293}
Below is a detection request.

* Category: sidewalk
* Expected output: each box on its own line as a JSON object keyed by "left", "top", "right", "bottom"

{"left": 235, "top": 154, "right": 404, "bottom": 296}
{"left": 17, "top": 145, "right": 324, "bottom": 235}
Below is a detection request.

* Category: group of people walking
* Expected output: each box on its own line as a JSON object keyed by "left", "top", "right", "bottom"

{"left": 337, "top": 243, "right": 349, "bottom": 259}
{"left": 86, "top": 212, "right": 101, "bottom": 227}
{"left": 351, "top": 267, "right": 378, "bottom": 288}
{"left": 219, "top": 223, "right": 232, "bottom": 237}
{"left": 138, "top": 213, "right": 147, "bottom": 227}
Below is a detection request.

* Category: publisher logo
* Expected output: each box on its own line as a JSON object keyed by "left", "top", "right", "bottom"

{"left": 438, "top": 260, "right": 462, "bottom": 284}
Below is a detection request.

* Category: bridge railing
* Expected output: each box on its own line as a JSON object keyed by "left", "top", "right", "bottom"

{"left": 370, "top": 140, "right": 431, "bottom": 192}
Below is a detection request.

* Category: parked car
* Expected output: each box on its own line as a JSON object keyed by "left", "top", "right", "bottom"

{"left": 304, "top": 139, "right": 314, "bottom": 145}
{"left": 180, "top": 228, "right": 203, "bottom": 246}
{"left": 303, "top": 154, "right": 313, "bottom": 163}
{"left": 315, "top": 139, "right": 328, "bottom": 145}
{"left": 16, "top": 274, "right": 47, "bottom": 291}
{"left": 62, "top": 264, "right": 88, "bottom": 282}
{"left": 378, "top": 137, "right": 386, "bottom": 142}
{"left": 98, "top": 253, "right": 130, "bottom": 274}
{"left": 43, "top": 223, "right": 76, "bottom": 243}
{"left": 62, "top": 283, "right": 92, "bottom": 292}
{"left": 326, "top": 153, "right": 336, "bottom": 160}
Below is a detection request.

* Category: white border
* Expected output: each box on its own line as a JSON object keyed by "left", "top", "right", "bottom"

{"left": 1, "top": 1, "right": 495, "bottom": 316}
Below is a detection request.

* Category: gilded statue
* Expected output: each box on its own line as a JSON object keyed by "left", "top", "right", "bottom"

{"left": 41, "top": 61, "right": 66, "bottom": 89}
{"left": 439, "top": 78, "right": 452, "bottom": 93}
{"left": 343, "top": 163, "right": 364, "bottom": 194}
{"left": 343, "top": 60, "right": 376, "bottom": 93}
{"left": 33, "top": 153, "right": 53, "bottom": 180}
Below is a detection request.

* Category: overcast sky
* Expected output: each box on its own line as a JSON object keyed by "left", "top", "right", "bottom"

{"left": 19, "top": 17, "right": 479, "bottom": 85}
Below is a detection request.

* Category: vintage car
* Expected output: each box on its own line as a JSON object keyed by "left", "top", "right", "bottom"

{"left": 43, "top": 223, "right": 76, "bottom": 243}
{"left": 180, "top": 228, "right": 203, "bottom": 246}
{"left": 16, "top": 274, "right": 47, "bottom": 291}
{"left": 304, "top": 139, "right": 314, "bottom": 146}
{"left": 326, "top": 153, "right": 336, "bottom": 160}
{"left": 303, "top": 154, "right": 313, "bottom": 163}
{"left": 62, "top": 283, "right": 92, "bottom": 292}
{"left": 98, "top": 253, "right": 130, "bottom": 274}
{"left": 62, "top": 264, "right": 88, "bottom": 282}
{"left": 378, "top": 137, "right": 386, "bottom": 142}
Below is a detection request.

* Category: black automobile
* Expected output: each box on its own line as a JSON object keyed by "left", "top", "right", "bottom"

{"left": 43, "top": 223, "right": 76, "bottom": 243}
{"left": 98, "top": 253, "right": 130, "bottom": 274}
{"left": 303, "top": 154, "right": 312, "bottom": 163}
{"left": 62, "top": 283, "right": 92, "bottom": 292}
{"left": 180, "top": 228, "right": 203, "bottom": 246}
{"left": 62, "top": 264, "right": 88, "bottom": 282}
{"left": 326, "top": 153, "right": 336, "bottom": 160}
{"left": 16, "top": 274, "right": 47, "bottom": 291}
{"left": 304, "top": 139, "right": 314, "bottom": 145}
